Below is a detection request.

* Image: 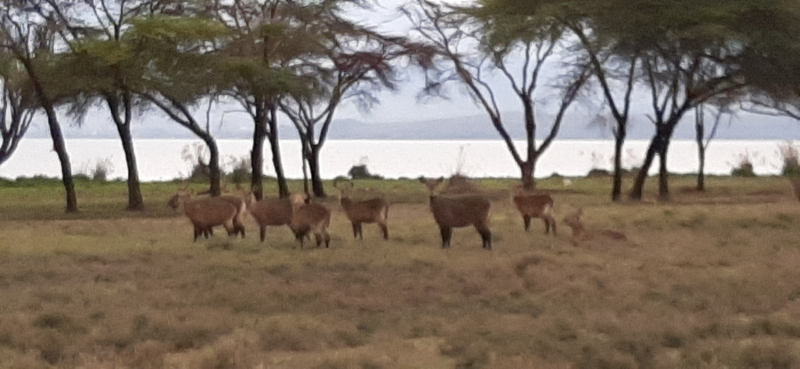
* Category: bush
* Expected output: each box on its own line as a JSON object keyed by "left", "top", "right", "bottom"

{"left": 731, "top": 157, "right": 756, "bottom": 177}
{"left": 91, "top": 158, "right": 113, "bottom": 181}
{"left": 224, "top": 156, "right": 251, "bottom": 185}
{"left": 348, "top": 164, "right": 382, "bottom": 180}
{"left": 779, "top": 143, "right": 800, "bottom": 178}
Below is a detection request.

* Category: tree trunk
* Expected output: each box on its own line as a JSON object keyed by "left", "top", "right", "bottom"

{"left": 658, "top": 144, "right": 670, "bottom": 201}
{"left": 250, "top": 121, "right": 266, "bottom": 201}
{"left": 520, "top": 161, "right": 535, "bottom": 190}
{"left": 611, "top": 132, "right": 625, "bottom": 202}
{"left": 631, "top": 124, "right": 676, "bottom": 201}
{"left": 695, "top": 106, "right": 706, "bottom": 192}
{"left": 268, "top": 129, "right": 289, "bottom": 198}
{"left": 199, "top": 135, "right": 222, "bottom": 197}
{"left": 27, "top": 67, "right": 77, "bottom": 212}
{"left": 44, "top": 105, "right": 77, "bottom": 212}
{"left": 697, "top": 147, "right": 706, "bottom": 192}
{"left": 267, "top": 107, "right": 289, "bottom": 198}
{"left": 308, "top": 145, "right": 326, "bottom": 197}
{"left": 629, "top": 137, "right": 659, "bottom": 201}
{"left": 116, "top": 123, "right": 144, "bottom": 210}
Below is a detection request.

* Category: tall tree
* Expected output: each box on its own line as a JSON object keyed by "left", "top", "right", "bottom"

{"left": 693, "top": 104, "right": 726, "bottom": 192}
{"left": 210, "top": 0, "right": 308, "bottom": 200}
{"left": 481, "top": 0, "right": 641, "bottom": 200}
{"left": 1, "top": 1, "right": 78, "bottom": 212}
{"left": 127, "top": 15, "right": 231, "bottom": 196}
{"left": 45, "top": 0, "right": 154, "bottom": 210}
{"left": 548, "top": 1, "right": 640, "bottom": 202}
{"left": 278, "top": 8, "right": 433, "bottom": 197}
{"left": 0, "top": 53, "right": 36, "bottom": 167}
{"left": 402, "top": 0, "right": 588, "bottom": 189}
{"left": 737, "top": 1, "right": 800, "bottom": 123}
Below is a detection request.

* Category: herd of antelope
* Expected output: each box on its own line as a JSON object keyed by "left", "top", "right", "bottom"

{"left": 168, "top": 177, "right": 627, "bottom": 249}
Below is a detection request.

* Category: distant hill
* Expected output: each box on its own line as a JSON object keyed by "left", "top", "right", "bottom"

{"left": 26, "top": 110, "right": 800, "bottom": 140}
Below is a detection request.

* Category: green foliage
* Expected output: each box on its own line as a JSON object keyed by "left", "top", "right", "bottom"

{"left": 128, "top": 16, "right": 230, "bottom": 44}
{"left": 347, "top": 164, "right": 383, "bottom": 180}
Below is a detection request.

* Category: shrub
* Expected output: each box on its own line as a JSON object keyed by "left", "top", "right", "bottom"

{"left": 181, "top": 143, "right": 211, "bottom": 181}
{"left": 731, "top": 157, "right": 756, "bottom": 177}
{"left": 348, "top": 164, "right": 382, "bottom": 180}
{"left": 779, "top": 143, "right": 800, "bottom": 178}
{"left": 224, "top": 155, "right": 251, "bottom": 185}
{"left": 91, "top": 158, "right": 114, "bottom": 181}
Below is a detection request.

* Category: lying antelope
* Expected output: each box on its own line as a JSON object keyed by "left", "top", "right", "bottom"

{"left": 562, "top": 208, "right": 627, "bottom": 246}
{"left": 334, "top": 180, "right": 389, "bottom": 240}
{"left": 246, "top": 195, "right": 293, "bottom": 242}
{"left": 167, "top": 189, "right": 239, "bottom": 241}
{"left": 511, "top": 185, "right": 556, "bottom": 236}
{"left": 419, "top": 177, "right": 492, "bottom": 249}
{"left": 289, "top": 193, "right": 331, "bottom": 248}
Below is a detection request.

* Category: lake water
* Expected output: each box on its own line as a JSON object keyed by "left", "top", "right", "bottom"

{"left": 0, "top": 138, "right": 795, "bottom": 181}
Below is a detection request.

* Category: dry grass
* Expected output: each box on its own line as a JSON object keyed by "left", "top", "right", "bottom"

{"left": 1, "top": 176, "right": 800, "bottom": 368}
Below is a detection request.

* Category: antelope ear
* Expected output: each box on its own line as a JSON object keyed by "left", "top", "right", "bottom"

{"left": 417, "top": 176, "right": 426, "bottom": 183}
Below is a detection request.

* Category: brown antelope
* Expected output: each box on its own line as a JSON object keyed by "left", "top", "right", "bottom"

{"left": 289, "top": 193, "right": 331, "bottom": 248}
{"left": 562, "top": 208, "right": 627, "bottom": 246}
{"left": 167, "top": 189, "right": 238, "bottom": 242}
{"left": 511, "top": 185, "right": 556, "bottom": 236}
{"left": 193, "top": 186, "right": 247, "bottom": 238}
{"left": 419, "top": 177, "right": 492, "bottom": 249}
{"left": 334, "top": 180, "right": 389, "bottom": 240}
{"left": 246, "top": 194, "right": 294, "bottom": 242}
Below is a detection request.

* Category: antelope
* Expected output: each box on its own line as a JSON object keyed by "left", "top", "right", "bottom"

{"left": 167, "top": 189, "right": 239, "bottom": 242}
{"left": 194, "top": 186, "right": 247, "bottom": 238}
{"left": 511, "top": 185, "right": 556, "bottom": 236}
{"left": 334, "top": 180, "right": 389, "bottom": 240}
{"left": 419, "top": 177, "right": 492, "bottom": 249}
{"left": 246, "top": 195, "right": 293, "bottom": 242}
{"left": 562, "top": 208, "right": 627, "bottom": 246}
{"left": 289, "top": 193, "right": 331, "bottom": 248}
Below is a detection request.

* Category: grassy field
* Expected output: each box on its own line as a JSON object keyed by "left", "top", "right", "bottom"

{"left": 1, "top": 175, "right": 800, "bottom": 368}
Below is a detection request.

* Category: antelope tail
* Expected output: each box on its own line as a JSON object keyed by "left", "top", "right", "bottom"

{"left": 543, "top": 203, "right": 554, "bottom": 217}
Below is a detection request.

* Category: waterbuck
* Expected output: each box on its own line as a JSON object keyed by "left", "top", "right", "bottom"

{"left": 167, "top": 189, "right": 239, "bottom": 241}
{"left": 334, "top": 180, "right": 389, "bottom": 240}
{"left": 562, "top": 208, "right": 627, "bottom": 246}
{"left": 419, "top": 177, "right": 492, "bottom": 249}
{"left": 246, "top": 195, "right": 293, "bottom": 242}
{"left": 193, "top": 186, "right": 247, "bottom": 238}
{"left": 511, "top": 185, "right": 556, "bottom": 236}
{"left": 289, "top": 193, "right": 331, "bottom": 248}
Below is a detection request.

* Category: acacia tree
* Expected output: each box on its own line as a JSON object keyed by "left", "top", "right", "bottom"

{"left": 44, "top": 0, "right": 155, "bottom": 210}
{"left": 0, "top": 53, "right": 36, "bottom": 167}
{"left": 128, "top": 15, "right": 231, "bottom": 196}
{"left": 0, "top": 1, "right": 78, "bottom": 212}
{"left": 614, "top": 0, "right": 800, "bottom": 201}
{"left": 402, "top": 0, "right": 588, "bottom": 189}
{"left": 480, "top": 0, "right": 641, "bottom": 200}
{"left": 693, "top": 104, "right": 725, "bottom": 191}
{"left": 210, "top": 0, "right": 312, "bottom": 200}
{"left": 278, "top": 7, "right": 433, "bottom": 197}
{"left": 737, "top": 3, "right": 800, "bottom": 124}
